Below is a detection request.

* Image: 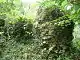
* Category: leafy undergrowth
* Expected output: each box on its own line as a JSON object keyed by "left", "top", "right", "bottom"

{"left": 0, "top": 38, "right": 79, "bottom": 60}
{"left": 0, "top": 38, "right": 43, "bottom": 60}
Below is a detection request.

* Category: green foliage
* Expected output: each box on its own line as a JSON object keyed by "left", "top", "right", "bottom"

{"left": 0, "top": 19, "right": 5, "bottom": 27}
{"left": 36, "top": 6, "right": 64, "bottom": 24}
{"left": 68, "top": 0, "right": 80, "bottom": 4}
{"left": 3, "top": 16, "right": 33, "bottom": 41}
{"left": 73, "top": 38, "right": 80, "bottom": 49}
{"left": 40, "top": 0, "right": 80, "bottom": 23}
{"left": 0, "top": 0, "right": 80, "bottom": 60}
{"left": 36, "top": 6, "right": 74, "bottom": 59}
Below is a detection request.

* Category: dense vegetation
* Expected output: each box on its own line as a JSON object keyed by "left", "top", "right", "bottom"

{"left": 0, "top": 0, "right": 80, "bottom": 60}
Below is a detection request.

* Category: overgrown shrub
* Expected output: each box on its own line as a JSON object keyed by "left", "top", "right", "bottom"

{"left": 36, "top": 5, "right": 64, "bottom": 24}
{"left": 0, "top": 19, "right": 5, "bottom": 32}
{"left": 0, "top": 19, "right": 5, "bottom": 27}
{"left": 35, "top": 6, "right": 74, "bottom": 59}
{"left": 3, "top": 17, "right": 33, "bottom": 41}
{"left": 13, "top": 20, "right": 33, "bottom": 41}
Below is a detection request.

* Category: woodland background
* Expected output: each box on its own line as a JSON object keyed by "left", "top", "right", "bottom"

{"left": 0, "top": 0, "right": 80, "bottom": 60}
